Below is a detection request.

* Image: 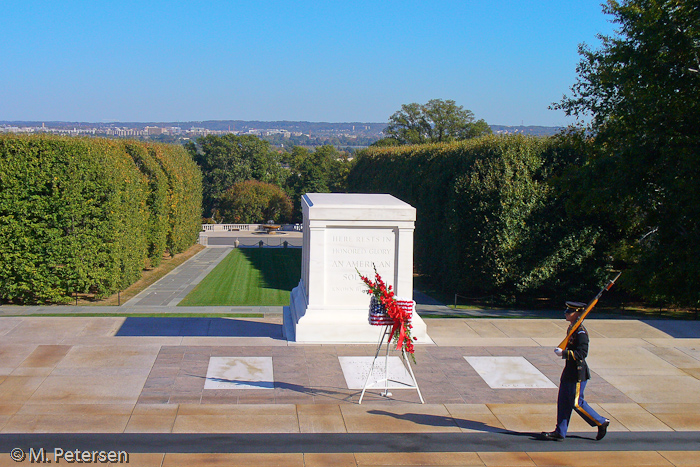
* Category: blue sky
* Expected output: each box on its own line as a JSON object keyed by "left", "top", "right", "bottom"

{"left": 1, "top": 1, "right": 616, "bottom": 126}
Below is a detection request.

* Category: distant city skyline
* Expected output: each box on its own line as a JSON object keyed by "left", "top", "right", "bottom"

{"left": 1, "top": 1, "right": 617, "bottom": 127}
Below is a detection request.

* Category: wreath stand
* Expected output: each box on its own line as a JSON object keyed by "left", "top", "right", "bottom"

{"left": 358, "top": 323, "right": 424, "bottom": 405}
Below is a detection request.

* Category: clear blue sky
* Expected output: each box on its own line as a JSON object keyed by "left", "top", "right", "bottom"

{"left": 1, "top": 1, "right": 617, "bottom": 126}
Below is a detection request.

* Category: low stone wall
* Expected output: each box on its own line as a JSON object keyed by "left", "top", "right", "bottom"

{"left": 201, "top": 223, "right": 303, "bottom": 232}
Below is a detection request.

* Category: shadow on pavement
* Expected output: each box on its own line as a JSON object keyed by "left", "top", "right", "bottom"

{"left": 366, "top": 410, "right": 537, "bottom": 439}
{"left": 115, "top": 317, "right": 284, "bottom": 338}
{"left": 641, "top": 319, "right": 700, "bottom": 338}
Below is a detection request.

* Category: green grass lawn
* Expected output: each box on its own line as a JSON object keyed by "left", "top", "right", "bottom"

{"left": 178, "top": 248, "right": 302, "bottom": 306}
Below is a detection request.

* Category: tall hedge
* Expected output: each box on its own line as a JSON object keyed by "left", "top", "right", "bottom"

{"left": 0, "top": 135, "right": 202, "bottom": 304}
{"left": 146, "top": 143, "right": 202, "bottom": 255}
{"left": 347, "top": 135, "right": 607, "bottom": 303}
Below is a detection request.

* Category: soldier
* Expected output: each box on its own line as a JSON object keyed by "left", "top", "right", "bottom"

{"left": 541, "top": 301, "right": 610, "bottom": 441}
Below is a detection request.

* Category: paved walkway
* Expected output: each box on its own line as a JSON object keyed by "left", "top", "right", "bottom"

{"left": 0, "top": 248, "right": 699, "bottom": 466}
{"left": 124, "top": 247, "right": 234, "bottom": 307}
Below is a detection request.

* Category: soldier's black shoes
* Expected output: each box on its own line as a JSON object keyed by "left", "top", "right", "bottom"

{"left": 541, "top": 431, "right": 564, "bottom": 441}
{"left": 596, "top": 419, "right": 610, "bottom": 440}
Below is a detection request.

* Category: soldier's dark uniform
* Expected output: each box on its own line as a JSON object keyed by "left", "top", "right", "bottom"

{"left": 543, "top": 303, "right": 610, "bottom": 441}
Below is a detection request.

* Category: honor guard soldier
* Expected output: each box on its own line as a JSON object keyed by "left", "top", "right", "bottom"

{"left": 542, "top": 301, "right": 610, "bottom": 441}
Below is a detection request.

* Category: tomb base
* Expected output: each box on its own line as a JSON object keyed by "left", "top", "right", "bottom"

{"left": 284, "top": 282, "right": 430, "bottom": 343}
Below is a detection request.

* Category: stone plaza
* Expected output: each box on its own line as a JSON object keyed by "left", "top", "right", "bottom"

{"left": 0, "top": 202, "right": 699, "bottom": 466}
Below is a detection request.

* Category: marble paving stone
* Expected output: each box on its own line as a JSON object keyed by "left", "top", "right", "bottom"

{"left": 0, "top": 405, "right": 22, "bottom": 417}
{"left": 167, "top": 395, "right": 201, "bottom": 404}
{"left": 648, "top": 413, "right": 700, "bottom": 431}
{"left": 585, "top": 320, "right": 673, "bottom": 339}
{"left": 0, "top": 376, "right": 47, "bottom": 403}
{"left": 61, "top": 336, "right": 184, "bottom": 346}
{"left": 74, "top": 318, "right": 124, "bottom": 337}
{"left": 17, "top": 403, "right": 134, "bottom": 415}
{"left": 56, "top": 344, "right": 161, "bottom": 369}
{"left": 645, "top": 346, "right": 700, "bottom": 368}
{"left": 339, "top": 356, "right": 416, "bottom": 390}
{"left": 304, "top": 453, "right": 357, "bottom": 467}
{"left": 172, "top": 413, "right": 299, "bottom": 433}
{"left": 27, "top": 375, "right": 146, "bottom": 404}
{"left": 465, "top": 320, "right": 509, "bottom": 338}
{"left": 340, "top": 404, "right": 461, "bottom": 433}
{"left": 477, "top": 451, "right": 536, "bottom": 466}
{"left": 355, "top": 452, "right": 483, "bottom": 466}
{"left": 162, "top": 453, "right": 304, "bottom": 467}
{"left": 297, "top": 404, "right": 347, "bottom": 433}
{"left": 490, "top": 320, "right": 564, "bottom": 338}
{"left": 464, "top": 357, "right": 556, "bottom": 389}
{"left": 132, "top": 403, "right": 179, "bottom": 416}
{"left": 594, "top": 367, "right": 687, "bottom": 377}
{"left": 124, "top": 414, "right": 176, "bottom": 433}
{"left": 486, "top": 403, "right": 563, "bottom": 415}
{"left": 9, "top": 367, "right": 54, "bottom": 377}
{"left": 527, "top": 451, "right": 673, "bottom": 466}
{"left": 602, "top": 374, "right": 700, "bottom": 403}
{"left": 178, "top": 403, "right": 296, "bottom": 416}
{"left": 599, "top": 403, "right": 672, "bottom": 431}
{"left": 0, "top": 318, "right": 23, "bottom": 336}
{"left": 640, "top": 401, "right": 700, "bottom": 418}
{"left": 444, "top": 404, "right": 505, "bottom": 432}
{"left": 112, "top": 453, "right": 165, "bottom": 467}
{"left": 424, "top": 321, "right": 482, "bottom": 345}
{"left": 494, "top": 411, "right": 599, "bottom": 435}
{"left": 587, "top": 346, "right": 678, "bottom": 372}
{"left": 454, "top": 337, "right": 540, "bottom": 347}
{"left": 677, "top": 346, "right": 700, "bottom": 360}
{"left": 18, "top": 344, "right": 71, "bottom": 368}
{"left": 0, "top": 345, "right": 37, "bottom": 368}
{"left": 658, "top": 451, "right": 700, "bottom": 467}
{"left": 1, "top": 414, "right": 130, "bottom": 433}
{"left": 204, "top": 356, "right": 274, "bottom": 389}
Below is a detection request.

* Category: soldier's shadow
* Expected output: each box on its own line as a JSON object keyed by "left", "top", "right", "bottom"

{"left": 366, "top": 410, "right": 538, "bottom": 438}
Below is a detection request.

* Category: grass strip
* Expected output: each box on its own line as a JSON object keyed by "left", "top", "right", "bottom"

{"left": 178, "top": 248, "right": 302, "bottom": 306}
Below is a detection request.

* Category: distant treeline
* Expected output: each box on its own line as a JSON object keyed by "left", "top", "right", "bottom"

{"left": 0, "top": 135, "right": 202, "bottom": 304}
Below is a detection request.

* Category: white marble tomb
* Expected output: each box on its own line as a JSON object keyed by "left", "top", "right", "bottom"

{"left": 283, "top": 193, "right": 430, "bottom": 343}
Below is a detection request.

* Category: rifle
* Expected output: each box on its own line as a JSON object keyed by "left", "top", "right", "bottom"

{"left": 557, "top": 271, "right": 623, "bottom": 350}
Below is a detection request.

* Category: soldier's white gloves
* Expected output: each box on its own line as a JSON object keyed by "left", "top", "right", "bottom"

{"left": 554, "top": 348, "right": 564, "bottom": 357}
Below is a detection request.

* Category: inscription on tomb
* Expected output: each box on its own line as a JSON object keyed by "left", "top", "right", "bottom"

{"left": 325, "top": 228, "right": 396, "bottom": 305}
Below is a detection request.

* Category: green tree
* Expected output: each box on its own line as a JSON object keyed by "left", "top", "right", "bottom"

{"left": 186, "top": 134, "right": 286, "bottom": 219}
{"left": 283, "top": 145, "right": 352, "bottom": 221}
{"left": 219, "top": 180, "right": 292, "bottom": 224}
{"left": 385, "top": 99, "right": 492, "bottom": 144}
{"left": 553, "top": 0, "right": 700, "bottom": 307}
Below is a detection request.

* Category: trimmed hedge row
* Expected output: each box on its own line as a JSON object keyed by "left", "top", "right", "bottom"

{"left": 0, "top": 135, "right": 202, "bottom": 303}
{"left": 347, "top": 135, "right": 606, "bottom": 303}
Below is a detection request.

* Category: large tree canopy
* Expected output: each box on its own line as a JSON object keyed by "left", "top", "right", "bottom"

{"left": 186, "top": 134, "right": 286, "bottom": 219}
{"left": 384, "top": 99, "right": 492, "bottom": 145}
{"left": 283, "top": 145, "right": 351, "bottom": 221}
{"left": 554, "top": 0, "right": 700, "bottom": 307}
{"left": 219, "top": 180, "right": 292, "bottom": 224}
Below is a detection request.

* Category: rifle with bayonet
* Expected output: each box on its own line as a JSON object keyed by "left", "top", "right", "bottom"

{"left": 557, "top": 271, "right": 623, "bottom": 350}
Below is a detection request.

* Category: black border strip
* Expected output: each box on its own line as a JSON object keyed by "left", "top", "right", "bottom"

{"left": 1, "top": 432, "right": 698, "bottom": 454}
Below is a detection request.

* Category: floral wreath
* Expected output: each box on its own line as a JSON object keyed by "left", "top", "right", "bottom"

{"left": 357, "top": 265, "right": 415, "bottom": 356}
